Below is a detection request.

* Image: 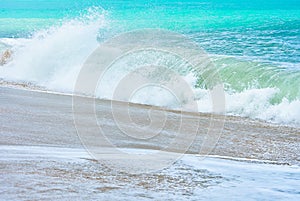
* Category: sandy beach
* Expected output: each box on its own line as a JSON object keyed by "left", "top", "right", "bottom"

{"left": 1, "top": 86, "right": 299, "bottom": 200}
{"left": 1, "top": 86, "right": 299, "bottom": 164}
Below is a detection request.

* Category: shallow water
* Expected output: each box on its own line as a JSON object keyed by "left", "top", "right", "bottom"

{"left": 1, "top": 145, "right": 299, "bottom": 200}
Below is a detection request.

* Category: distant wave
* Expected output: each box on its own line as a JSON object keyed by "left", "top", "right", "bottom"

{"left": 0, "top": 7, "right": 299, "bottom": 127}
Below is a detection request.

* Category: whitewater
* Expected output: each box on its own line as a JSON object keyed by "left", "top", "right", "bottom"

{"left": 0, "top": 7, "right": 299, "bottom": 127}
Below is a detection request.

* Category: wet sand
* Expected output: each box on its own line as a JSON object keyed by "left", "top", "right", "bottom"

{"left": 0, "top": 86, "right": 299, "bottom": 165}
{"left": 1, "top": 86, "right": 300, "bottom": 200}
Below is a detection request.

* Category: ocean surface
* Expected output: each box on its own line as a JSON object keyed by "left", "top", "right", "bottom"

{"left": 0, "top": 0, "right": 300, "bottom": 126}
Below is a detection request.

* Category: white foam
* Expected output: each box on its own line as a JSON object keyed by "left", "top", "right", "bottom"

{"left": 0, "top": 10, "right": 299, "bottom": 127}
{"left": 0, "top": 7, "right": 107, "bottom": 92}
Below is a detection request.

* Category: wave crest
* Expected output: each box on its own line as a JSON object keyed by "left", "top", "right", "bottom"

{"left": 0, "top": 9, "right": 299, "bottom": 127}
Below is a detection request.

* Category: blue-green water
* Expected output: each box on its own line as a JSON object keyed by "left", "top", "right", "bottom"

{"left": 0, "top": 0, "right": 300, "bottom": 125}
{"left": 1, "top": 0, "right": 300, "bottom": 63}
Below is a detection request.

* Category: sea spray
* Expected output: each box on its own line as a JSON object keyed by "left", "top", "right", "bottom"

{"left": 0, "top": 4, "right": 299, "bottom": 126}
{"left": 1, "top": 7, "right": 107, "bottom": 92}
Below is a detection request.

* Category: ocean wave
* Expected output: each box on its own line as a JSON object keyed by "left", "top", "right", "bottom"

{"left": 0, "top": 9, "right": 299, "bottom": 127}
{"left": 0, "top": 7, "right": 107, "bottom": 91}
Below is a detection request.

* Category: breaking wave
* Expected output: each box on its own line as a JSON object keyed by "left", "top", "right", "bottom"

{"left": 0, "top": 8, "right": 299, "bottom": 127}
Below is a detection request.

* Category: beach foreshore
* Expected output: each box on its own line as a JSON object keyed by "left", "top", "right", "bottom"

{"left": 1, "top": 86, "right": 300, "bottom": 200}
{"left": 0, "top": 86, "right": 299, "bottom": 165}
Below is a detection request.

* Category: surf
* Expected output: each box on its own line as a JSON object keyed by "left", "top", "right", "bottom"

{"left": 0, "top": 7, "right": 299, "bottom": 127}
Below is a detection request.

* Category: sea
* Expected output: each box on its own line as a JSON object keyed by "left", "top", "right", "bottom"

{"left": 0, "top": 1, "right": 300, "bottom": 200}
{"left": 0, "top": 0, "right": 299, "bottom": 125}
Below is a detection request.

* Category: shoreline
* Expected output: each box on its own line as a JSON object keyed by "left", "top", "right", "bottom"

{"left": 0, "top": 86, "right": 299, "bottom": 165}
{"left": 1, "top": 80, "right": 299, "bottom": 130}
{"left": 1, "top": 144, "right": 299, "bottom": 200}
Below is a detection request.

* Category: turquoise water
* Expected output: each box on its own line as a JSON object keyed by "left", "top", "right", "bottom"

{"left": 1, "top": 0, "right": 300, "bottom": 63}
{"left": 0, "top": 0, "right": 300, "bottom": 125}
